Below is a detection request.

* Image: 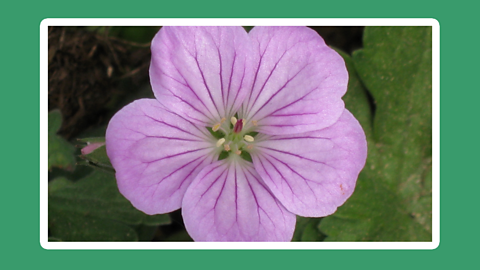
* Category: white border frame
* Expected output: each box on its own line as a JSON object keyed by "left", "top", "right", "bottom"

{"left": 40, "top": 18, "right": 440, "bottom": 250}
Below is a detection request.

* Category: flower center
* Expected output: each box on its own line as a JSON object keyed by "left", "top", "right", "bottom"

{"left": 208, "top": 116, "right": 258, "bottom": 162}
{"left": 233, "top": 119, "right": 244, "bottom": 133}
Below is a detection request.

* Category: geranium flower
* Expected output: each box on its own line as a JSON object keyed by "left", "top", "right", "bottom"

{"left": 106, "top": 26, "right": 367, "bottom": 241}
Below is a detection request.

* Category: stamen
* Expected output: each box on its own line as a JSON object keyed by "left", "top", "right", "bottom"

{"left": 235, "top": 150, "right": 242, "bottom": 155}
{"left": 216, "top": 138, "right": 226, "bottom": 147}
{"left": 230, "top": 116, "right": 237, "bottom": 125}
{"left": 247, "top": 145, "right": 254, "bottom": 150}
{"left": 224, "top": 143, "right": 231, "bottom": 151}
{"left": 252, "top": 120, "right": 258, "bottom": 126}
{"left": 220, "top": 117, "right": 226, "bottom": 123}
{"left": 244, "top": 135, "right": 254, "bottom": 142}
{"left": 212, "top": 123, "right": 221, "bottom": 132}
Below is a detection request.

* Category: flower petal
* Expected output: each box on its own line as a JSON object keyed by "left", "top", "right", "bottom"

{"left": 241, "top": 26, "right": 348, "bottom": 135}
{"left": 150, "top": 26, "right": 255, "bottom": 125}
{"left": 251, "top": 110, "right": 367, "bottom": 217}
{"left": 106, "top": 99, "right": 216, "bottom": 215}
{"left": 182, "top": 159, "right": 296, "bottom": 241}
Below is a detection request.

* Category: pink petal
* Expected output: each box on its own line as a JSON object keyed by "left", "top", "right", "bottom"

{"left": 182, "top": 159, "right": 296, "bottom": 241}
{"left": 241, "top": 26, "right": 348, "bottom": 135}
{"left": 81, "top": 142, "right": 105, "bottom": 155}
{"left": 252, "top": 110, "right": 367, "bottom": 217}
{"left": 150, "top": 26, "right": 255, "bottom": 125}
{"left": 106, "top": 99, "right": 216, "bottom": 215}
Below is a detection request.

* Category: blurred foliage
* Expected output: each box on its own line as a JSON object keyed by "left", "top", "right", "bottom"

{"left": 48, "top": 110, "right": 76, "bottom": 171}
{"left": 49, "top": 169, "right": 171, "bottom": 241}
{"left": 318, "top": 26, "right": 432, "bottom": 241}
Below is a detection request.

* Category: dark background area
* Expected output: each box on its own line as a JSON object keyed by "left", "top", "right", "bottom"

{"left": 48, "top": 26, "right": 363, "bottom": 139}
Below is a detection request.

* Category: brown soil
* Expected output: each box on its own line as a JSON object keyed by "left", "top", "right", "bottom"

{"left": 48, "top": 26, "right": 152, "bottom": 139}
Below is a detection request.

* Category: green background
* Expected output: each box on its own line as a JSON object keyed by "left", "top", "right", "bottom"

{"left": 2, "top": 0, "right": 473, "bottom": 268}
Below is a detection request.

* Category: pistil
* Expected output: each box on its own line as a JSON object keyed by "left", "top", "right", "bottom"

{"left": 233, "top": 119, "right": 244, "bottom": 133}
{"left": 210, "top": 115, "right": 257, "bottom": 161}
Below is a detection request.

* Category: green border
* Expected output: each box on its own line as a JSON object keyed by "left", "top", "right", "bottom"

{"left": 3, "top": 0, "right": 474, "bottom": 268}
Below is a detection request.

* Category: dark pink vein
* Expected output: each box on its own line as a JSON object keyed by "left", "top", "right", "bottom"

{"left": 246, "top": 49, "right": 289, "bottom": 112}
{"left": 247, "top": 62, "right": 309, "bottom": 120}
{"left": 192, "top": 49, "right": 221, "bottom": 118}
{"left": 146, "top": 148, "right": 209, "bottom": 164}
{"left": 200, "top": 162, "right": 228, "bottom": 198}
{"left": 225, "top": 51, "right": 237, "bottom": 111}
{"left": 143, "top": 114, "right": 204, "bottom": 140}
{"left": 266, "top": 153, "right": 317, "bottom": 197}
{"left": 162, "top": 64, "right": 216, "bottom": 120}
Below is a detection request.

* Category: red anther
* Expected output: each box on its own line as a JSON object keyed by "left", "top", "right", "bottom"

{"left": 233, "top": 119, "right": 243, "bottom": 133}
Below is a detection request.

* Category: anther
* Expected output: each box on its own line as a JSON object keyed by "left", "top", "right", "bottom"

{"left": 216, "top": 138, "right": 226, "bottom": 147}
{"left": 212, "top": 123, "right": 221, "bottom": 132}
{"left": 224, "top": 144, "right": 231, "bottom": 151}
{"left": 252, "top": 120, "right": 258, "bottom": 126}
{"left": 235, "top": 150, "right": 242, "bottom": 155}
{"left": 230, "top": 116, "right": 237, "bottom": 125}
{"left": 244, "top": 135, "right": 254, "bottom": 142}
{"left": 247, "top": 145, "right": 254, "bottom": 150}
{"left": 220, "top": 117, "right": 226, "bottom": 123}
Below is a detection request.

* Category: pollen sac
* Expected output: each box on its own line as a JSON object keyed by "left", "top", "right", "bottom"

{"left": 230, "top": 116, "right": 237, "bottom": 125}
{"left": 212, "top": 123, "right": 221, "bottom": 132}
{"left": 216, "top": 138, "right": 226, "bottom": 147}
{"left": 244, "top": 135, "right": 254, "bottom": 142}
{"left": 233, "top": 119, "right": 243, "bottom": 133}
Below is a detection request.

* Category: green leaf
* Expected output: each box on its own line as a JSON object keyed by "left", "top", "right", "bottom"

{"left": 78, "top": 137, "right": 114, "bottom": 171}
{"left": 142, "top": 213, "right": 171, "bottom": 226}
{"left": 243, "top": 26, "right": 253, "bottom": 33}
{"left": 135, "top": 224, "right": 160, "bottom": 241}
{"left": 81, "top": 144, "right": 112, "bottom": 168}
{"left": 49, "top": 209, "right": 138, "bottom": 241}
{"left": 77, "top": 137, "right": 106, "bottom": 144}
{"left": 49, "top": 169, "right": 171, "bottom": 241}
{"left": 239, "top": 150, "right": 253, "bottom": 162}
{"left": 48, "top": 177, "right": 72, "bottom": 194}
{"left": 335, "top": 49, "right": 373, "bottom": 139}
{"left": 292, "top": 217, "right": 325, "bottom": 241}
{"left": 320, "top": 27, "right": 432, "bottom": 241}
{"left": 206, "top": 127, "right": 225, "bottom": 139}
{"left": 163, "top": 229, "right": 193, "bottom": 241}
{"left": 218, "top": 151, "right": 229, "bottom": 161}
{"left": 48, "top": 110, "right": 76, "bottom": 171}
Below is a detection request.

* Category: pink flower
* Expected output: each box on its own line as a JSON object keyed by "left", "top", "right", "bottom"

{"left": 106, "top": 26, "right": 367, "bottom": 241}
